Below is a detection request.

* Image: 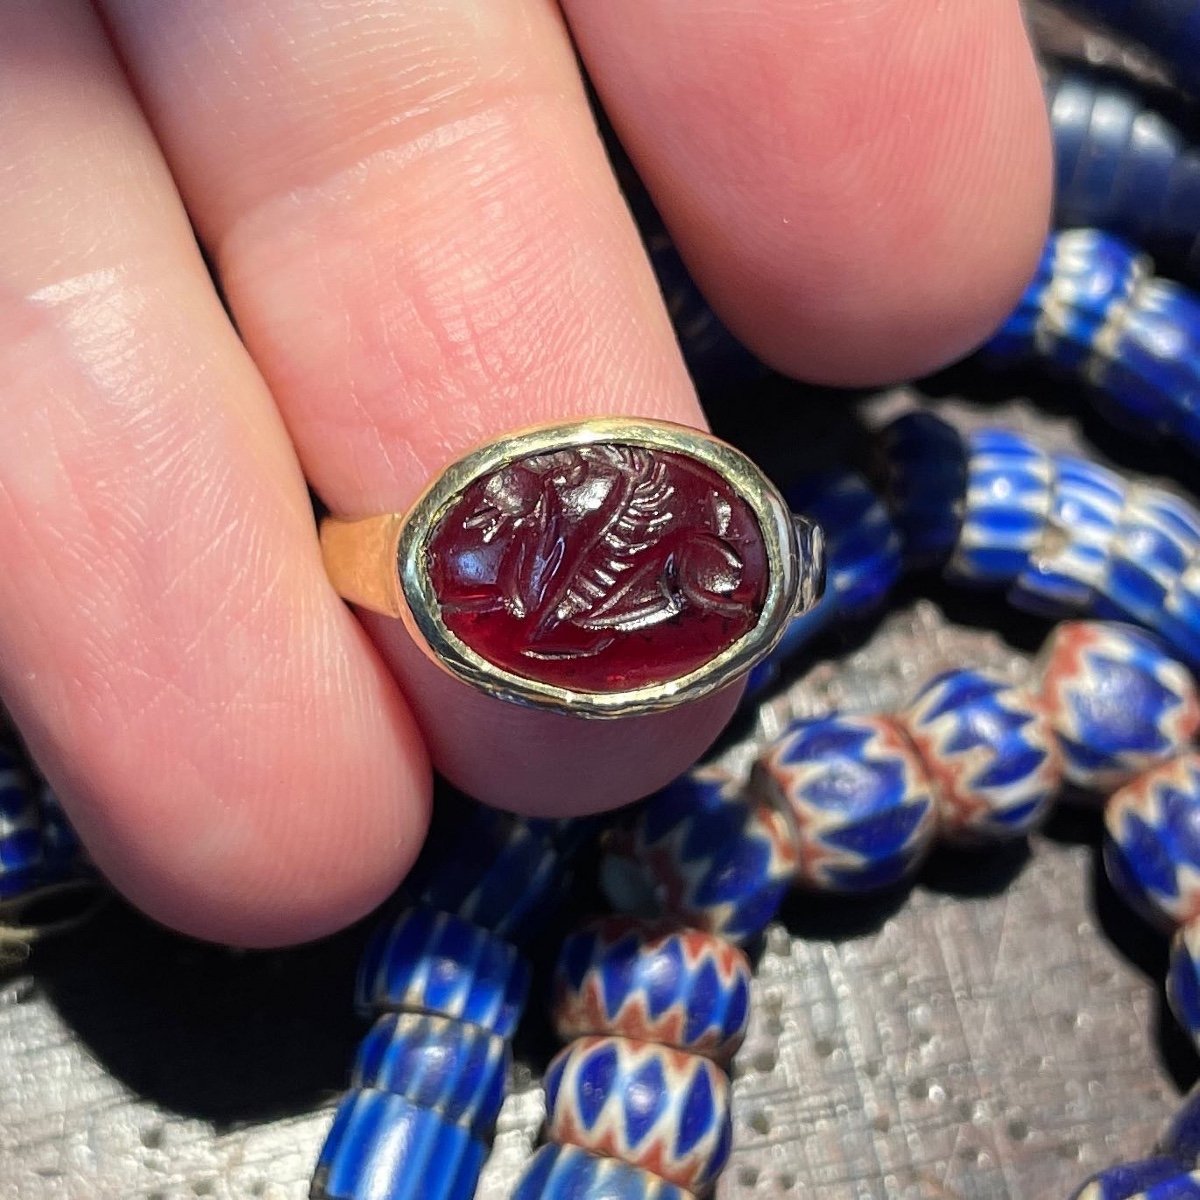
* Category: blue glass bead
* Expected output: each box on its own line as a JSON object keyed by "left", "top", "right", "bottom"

{"left": 946, "top": 428, "right": 1054, "bottom": 586}
{"left": 1168, "top": 922, "right": 1200, "bottom": 1051}
{"left": 1105, "top": 754, "right": 1200, "bottom": 930}
{"left": 350, "top": 1013, "right": 508, "bottom": 1135}
{"left": 901, "top": 671, "right": 1062, "bottom": 843}
{"left": 1071, "top": 1159, "right": 1200, "bottom": 1200}
{"left": 1092, "top": 275, "right": 1200, "bottom": 443}
{"left": 513, "top": 1143, "right": 691, "bottom": 1200}
{"left": 1047, "top": 66, "right": 1200, "bottom": 284}
{"left": 1039, "top": 622, "right": 1200, "bottom": 792}
{"left": 1009, "top": 453, "right": 1125, "bottom": 616}
{"left": 0, "top": 746, "right": 42, "bottom": 900}
{"left": 404, "top": 796, "right": 592, "bottom": 944}
{"left": 544, "top": 1035, "right": 732, "bottom": 1192}
{"left": 1056, "top": 0, "right": 1200, "bottom": 96}
{"left": 553, "top": 918, "right": 752, "bottom": 1063}
{"left": 753, "top": 713, "right": 937, "bottom": 892}
{"left": 788, "top": 470, "right": 901, "bottom": 617}
{"left": 1095, "top": 486, "right": 1200, "bottom": 631}
{"left": 601, "top": 766, "right": 797, "bottom": 943}
{"left": 876, "top": 411, "right": 967, "bottom": 567}
{"left": 313, "top": 1089, "right": 486, "bottom": 1200}
{"left": 355, "top": 905, "right": 530, "bottom": 1038}
{"left": 983, "top": 230, "right": 1147, "bottom": 375}
{"left": 1164, "top": 561, "right": 1200, "bottom": 670}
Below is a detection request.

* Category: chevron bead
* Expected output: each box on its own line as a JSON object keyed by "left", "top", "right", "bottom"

{"left": 553, "top": 918, "right": 751, "bottom": 1063}
{"left": 313, "top": 1088, "right": 486, "bottom": 1200}
{"left": 946, "top": 429, "right": 1054, "bottom": 586}
{"left": 788, "top": 470, "right": 901, "bottom": 618}
{"left": 1040, "top": 622, "right": 1200, "bottom": 792}
{"left": 753, "top": 714, "right": 937, "bottom": 892}
{"left": 0, "top": 745, "right": 42, "bottom": 899}
{"left": 1168, "top": 922, "right": 1200, "bottom": 1051}
{"left": 601, "top": 766, "right": 798, "bottom": 943}
{"left": 512, "top": 1143, "right": 692, "bottom": 1200}
{"left": 1071, "top": 1160, "right": 1200, "bottom": 1200}
{"left": 1105, "top": 754, "right": 1200, "bottom": 930}
{"left": 901, "top": 671, "right": 1061, "bottom": 843}
{"left": 1009, "top": 453, "right": 1125, "bottom": 616}
{"left": 544, "top": 1035, "right": 732, "bottom": 1192}
{"left": 1095, "top": 487, "right": 1200, "bottom": 630}
{"left": 355, "top": 906, "right": 529, "bottom": 1038}
{"left": 876, "top": 411, "right": 967, "bottom": 567}
{"left": 350, "top": 1013, "right": 508, "bottom": 1135}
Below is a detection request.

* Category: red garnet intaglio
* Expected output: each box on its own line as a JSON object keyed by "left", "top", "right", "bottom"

{"left": 424, "top": 443, "right": 770, "bottom": 692}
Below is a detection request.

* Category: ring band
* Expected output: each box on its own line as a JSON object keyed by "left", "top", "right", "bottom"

{"left": 320, "top": 418, "right": 825, "bottom": 717}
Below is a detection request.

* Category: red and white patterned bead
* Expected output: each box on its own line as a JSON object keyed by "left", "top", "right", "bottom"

{"left": 544, "top": 1034, "right": 732, "bottom": 1192}
{"left": 553, "top": 918, "right": 752, "bottom": 1063}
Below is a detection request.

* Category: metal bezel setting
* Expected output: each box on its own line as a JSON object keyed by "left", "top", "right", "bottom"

{"left": 393, "top": 418, "right": 820, "bottom": 717}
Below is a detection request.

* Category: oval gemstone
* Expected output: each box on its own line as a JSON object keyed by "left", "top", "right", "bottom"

{"left": 425, "top": 443, "right": 769, "bottom": 691}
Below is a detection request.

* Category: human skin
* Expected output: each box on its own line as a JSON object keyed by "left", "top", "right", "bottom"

{"left": 0, "top": 0, "right": 1050, "bottom": 946}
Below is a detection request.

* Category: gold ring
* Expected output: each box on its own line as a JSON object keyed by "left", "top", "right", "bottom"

{"left": 320, "top": 418, "right": 825, "bottom": 717}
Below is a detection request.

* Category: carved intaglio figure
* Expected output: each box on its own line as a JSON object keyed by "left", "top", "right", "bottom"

{"left": 426, "top": 443, "right": 769, "bottom": 691}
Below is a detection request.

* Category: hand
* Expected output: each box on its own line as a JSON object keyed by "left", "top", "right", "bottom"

{"left": 0, "top": 0, "right": 1050, "bottom": 946}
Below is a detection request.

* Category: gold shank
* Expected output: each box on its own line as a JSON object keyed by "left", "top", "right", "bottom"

{"left": 319, "top": 513, "right": 406, "bottom": 617}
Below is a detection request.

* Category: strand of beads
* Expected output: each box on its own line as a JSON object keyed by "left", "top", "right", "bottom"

{"left": 1052, "top": 0, "right": 1200, "bottom": 95}
{"left": 982, "top": 229, "right": 1200, "bottom": 457}
{"left": 311, "top": 802, "right": 594, "bottom": 1200}
{"left": 749, "top": 412, "right": 1200, "bottom": 702}
{"left": 581, "top": 618, "right": 1200, "bottom": 1196}
{"left": 1045, "top": 65, "right": 1200, "bottom": 285}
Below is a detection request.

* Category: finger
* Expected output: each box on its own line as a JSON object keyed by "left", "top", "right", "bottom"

{"left": 0, "top": 1, "right": 429, "bottom": 946}
{"left": 562, "top": 0, "right": 1053, "bottom": 385}
{"left": 99, "top": 0, "right": 743, "bottom": 814}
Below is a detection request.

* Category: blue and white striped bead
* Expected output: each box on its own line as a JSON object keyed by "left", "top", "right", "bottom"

{"left": 1105, "top": 755, "right": 1200, "bottom": 930}
{"left": 1009, "top": 453, "right": 1125, "bottom": 616}
{"left": 753, "top": 714, "right": 937, "bottom": 892}
{"left": 1168, "top": 921, "right": 1200, "bottom": 1052}
{"left": 601, "top": 766, "right": 797, "bottom": 943}
{"left": 513, "top": 1143, "right": 691, "bottom": 1200}
{"left": 1047, "top": 66, "right": 1200, "bottom": 284}
{"left": 350, "top": 1013, "right": 508, "bottom": 1135}
{"left": 1163, "top": 560, "right": 1200, "bottom": 670}
{"left": 1071, "top": 1160, "right": 1200, "bottom": 1200}
{"left": 876, "top": 410, "right": 967, "bottom": 567}
{"left": 544, "top": 1035, "right": 732, "bottom": 1192}
{"left": 313, "top": 1089, "right": 486, "bottom": 1200}
{"left": 553, "top": 918, "right": 752, "bottom": 1063}
{"left": 901, "top": 671, "right": 1061, "bottom": 843}
{"left": 1091, "top": 274, "right": 1200, "bottom": 443}
{"left": 788, "top": 469, "right": 901, "bottom": 618}
{"left": 0, "top": 745, "right": 42, "bottom": 900}
{"left": 355, "top": 906, "right": 530, "bottom": 1038}
{"left": 1039, "top": 622, "right": 1200, "bottom": 792}
{"left": 36, "top": 785, "right": 84, "bottom": 883}
{"left": 984, "top": 230, "right": 1148, "bottom": 374}
{"left": 946, "top": 428, "right": 1053, "bottom": 586}
{"left": 404, "top": 799, "right": 591, "bottom": 944}
{"left": 1095, "top": 486, "right": 1200, "bottom": 631}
